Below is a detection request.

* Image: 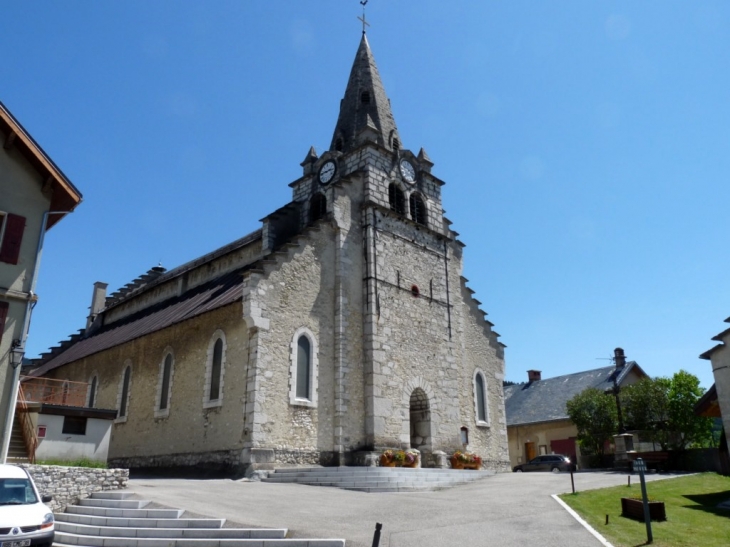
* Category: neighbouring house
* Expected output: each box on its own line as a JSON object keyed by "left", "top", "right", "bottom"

{"left": 694, "top": 384, "right": 729, "bottom": 475}
{"left": 700, "top": 319, "right": 730, "bottom": 472}
{"left": 0, "top": 101, "right": 82, "bottom": 463}
{"left": 14, "top": 376, "right": 115, "bottom": 463}
{"left": 26, "top": 34, "right": 511, "bottom": 475}
{"left": 504, "top": 348, "right": 648, "bottom": 469}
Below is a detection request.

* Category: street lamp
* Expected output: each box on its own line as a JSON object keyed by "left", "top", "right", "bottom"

{"left": 9, "top": 340, "right": 25, "bottom": 369}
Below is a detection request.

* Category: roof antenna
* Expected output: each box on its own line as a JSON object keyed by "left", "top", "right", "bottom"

{"left": 358, "top": 0, "right": 370, "bottom": 35}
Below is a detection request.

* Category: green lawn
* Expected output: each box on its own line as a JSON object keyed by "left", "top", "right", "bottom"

{"left": 559, "top": 473, "right": 730, "bottom": 547}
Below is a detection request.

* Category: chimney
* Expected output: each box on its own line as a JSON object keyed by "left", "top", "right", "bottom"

{"left": 527, "top": 370, "right": 542, "bottom": 383}
{"left": 86, "top": 281, "right": 108, "bottom": 329}
{"left": 614, "top": 347, "right": 626, "bottom": 369}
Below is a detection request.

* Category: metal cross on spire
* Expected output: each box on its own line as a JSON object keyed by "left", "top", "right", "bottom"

{"left": 358, "top": 0, "right": 370, "bottom": 35}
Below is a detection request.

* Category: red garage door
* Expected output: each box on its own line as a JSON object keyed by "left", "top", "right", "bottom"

{"left": 551, "top": 438, "right": 577, "bottom": 461}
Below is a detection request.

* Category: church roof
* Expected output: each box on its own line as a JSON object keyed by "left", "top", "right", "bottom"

{"left": 329, "top": 34, "right": 401, "bottom": 153}
{"left": 29, "top": 229, "right": 263, "bottom": 376}
{"left": 503, "top": 361, "right": 645, "bottom": 427}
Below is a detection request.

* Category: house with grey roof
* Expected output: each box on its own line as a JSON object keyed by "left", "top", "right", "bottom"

{"left": 503, "top": 348, "right": 647, "bottom": 469}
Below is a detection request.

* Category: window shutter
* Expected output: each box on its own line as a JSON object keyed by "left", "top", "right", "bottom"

{"left": 0, "top": 301, "right": 8, "bottom": 344}
{"left": 0, "top": 214, "right": 26, "bottom": 265}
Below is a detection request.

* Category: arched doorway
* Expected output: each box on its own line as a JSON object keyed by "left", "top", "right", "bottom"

{"left": 409, "top": 388, "right": 431, "bottom": 450}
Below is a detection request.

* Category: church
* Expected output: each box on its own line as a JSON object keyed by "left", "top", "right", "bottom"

{"left": 29, "top": 33, "right": 511, "bottom": 474}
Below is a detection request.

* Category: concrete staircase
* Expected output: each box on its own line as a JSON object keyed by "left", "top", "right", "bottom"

{"left": 262, "top": 466, "right": 495, "bottom": 492}
{"left": 7, "top": 413, "right": 29, "bottom": 463}
{"left": 53, "top": 491, "right": 345, "bottom": 547}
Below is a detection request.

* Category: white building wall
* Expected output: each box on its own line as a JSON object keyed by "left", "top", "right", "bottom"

{"left": 35, "top": 414, "right": 112, "bottom": 462}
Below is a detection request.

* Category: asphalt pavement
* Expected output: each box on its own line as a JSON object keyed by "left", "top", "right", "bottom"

{"left": 128, "top": 471, "right": 678, "bottom": 547}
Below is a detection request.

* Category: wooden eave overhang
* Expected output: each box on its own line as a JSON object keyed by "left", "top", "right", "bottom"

{"left": 0, "top": 101, "right": 82, "bottom": 229}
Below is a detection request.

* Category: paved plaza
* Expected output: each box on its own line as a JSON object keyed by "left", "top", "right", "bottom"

{"left": 128, "top": 471, "right": 678, "bottom": 547}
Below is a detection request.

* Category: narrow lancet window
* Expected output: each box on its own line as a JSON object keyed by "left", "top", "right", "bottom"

{"left": 210, "top": 338, "right": 223, "bottom": 401}
{"left": 119, "top": 366, "right": 131, "bottom": 418}
{"left": 296, "top": 335, "right": 311, "bottom": 399}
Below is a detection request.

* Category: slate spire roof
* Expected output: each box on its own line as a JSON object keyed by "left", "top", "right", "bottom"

{"left": 329, "top": 34, "right": 401, "bottom": 154}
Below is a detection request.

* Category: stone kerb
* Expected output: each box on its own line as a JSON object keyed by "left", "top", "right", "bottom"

{"left": 19, "top": 464, "right": 128, "bottom": 513}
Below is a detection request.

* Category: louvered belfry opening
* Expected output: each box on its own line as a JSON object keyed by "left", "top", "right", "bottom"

{"left": 388, "top": 183, "right": 406, "bottom": 215}
{"left": 409, "top": 193, "right": 427, "bottom": 226}
{"left": 310, "top": 193, "right": 327, "bottom": 224}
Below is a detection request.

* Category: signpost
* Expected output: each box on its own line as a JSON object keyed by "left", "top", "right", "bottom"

{"left": 633, "top": 458, "right": 653, "bottom": 544}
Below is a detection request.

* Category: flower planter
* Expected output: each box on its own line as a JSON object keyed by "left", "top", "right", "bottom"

{"left": 450, "top": 457, "right": 481, "bottom": 470}
{"left": 380, "top": 450, "right": 419, "bottom": 468}
{"left": 621, "top": 497, "right": 666, "bottom": 522}
{"left": 380, "top": 456, "right": 396, "bottom": 467}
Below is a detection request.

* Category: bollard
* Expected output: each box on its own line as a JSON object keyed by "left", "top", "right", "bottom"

{"left": 570, "top": 468, "right": 575, "bottom": 494}
{"left": 628, "top": 475, "right": 631, "bottom": 487}
{"left": 372, "top": 522, "right": 382, "bottom": 547}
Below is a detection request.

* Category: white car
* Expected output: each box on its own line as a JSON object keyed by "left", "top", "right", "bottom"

{"left": 0, "top": 465, "right": 54, "bottom": 547}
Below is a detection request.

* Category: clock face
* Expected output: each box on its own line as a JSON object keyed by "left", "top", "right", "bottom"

{"left": 319, "top": 161, "right": 336, "bottom": 184}
{"left": 400, "top": 160, "right": 416, "bottom": 183}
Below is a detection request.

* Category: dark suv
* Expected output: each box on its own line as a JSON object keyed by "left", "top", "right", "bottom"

{"left": 513, "top": 454, "right": 574, "bottom": 473}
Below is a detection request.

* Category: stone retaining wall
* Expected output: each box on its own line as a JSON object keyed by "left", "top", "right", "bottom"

{"left": 109, "top": 448, "right": 241, "bottom": 471}
{"left": 19, "top": 464, "right": 128, "bottom": 513}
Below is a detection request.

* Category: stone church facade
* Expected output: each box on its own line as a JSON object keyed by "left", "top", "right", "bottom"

{"left": 31, "top": 35, "right": 511, "bottom": 474}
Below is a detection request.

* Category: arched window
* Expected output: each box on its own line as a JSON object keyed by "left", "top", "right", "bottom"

{"left": 289, "top": 327, "right": 319, "bottom": 407}
{"left": 335, "top": 138, "right": 343, "bottom": 152}
{"left": 409, "top": 193, "right": 427, "bottom": 226}
{"left": 473, "top": 369, "right": 490, "bottom": 426}
{"left": 310, "top": 193, "right": 327, "bottom": 223}
{"left": 296, "top": 336, "right": 310, "bottom": 399}
{"left": 204, "top": 330, "right": 227, "bottom": 408}
{"left": 87, "top": 375, "right": 98, "bottom": 408}
{"left": 361, "top": 91, "right": 370, "bottom": 104}
{"left": 210, "top": 339, "right": 223, "bottom": 400}
{"left": 388, "top": 183, "right": 406, "bottom": 215}
{"left": 117, "top": 364, "right": 132, "bottom": 422}
{"left": 155, "top": 351, "right": 174, "bottom": 417}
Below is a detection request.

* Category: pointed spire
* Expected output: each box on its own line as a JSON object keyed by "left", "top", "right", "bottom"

{"left": 300, "top": 145, "right": 319, "bottom": 166}
{"left": 330, "top": 35, "right": 401, "bottom": 154}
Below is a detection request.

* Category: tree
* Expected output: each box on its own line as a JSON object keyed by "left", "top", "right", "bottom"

{"left": 566, "top": 387, "right": 618, "bottom": 458}
{"left": 667, "top": 370, "right": 713, "bottom": 449}
{"left": 621, "top": 377, "right": 671, "bottom": 450}
{"left": 621, "top": 370, "right": 713, "bottom": 451}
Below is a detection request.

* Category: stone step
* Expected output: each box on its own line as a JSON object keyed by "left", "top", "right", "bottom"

{"left": 56, "top": 514, "right": 225, "bottom": 529}
{"left": 54, "top": 534, "right": 346, "bottom": 547}
{"left": 65, "top": 505, "right": 184, "bottom": 519}
{"left": 262, "top": 467, "right": 493, "bottom": 492}
{"left": 55, "top": 522, "right": 287, "bottom": 539}
{"left": 268, "top": 467, "right": 491, "bottom": 476}
{"left": 264, "top": 470, "right": 492, "bottom": 481}
{"left": 89, "top": 492, "right": 139, "bottom": 500}
{"left": 78, "top": 499, "right": 151, "bottom": 509}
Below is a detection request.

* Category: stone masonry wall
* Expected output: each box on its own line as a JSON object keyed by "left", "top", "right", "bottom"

{"left": 20, "top": 464, "right": 128, "bottom": 513}
{"left": 46, "top": 303, "right": 250, "bottom": 462}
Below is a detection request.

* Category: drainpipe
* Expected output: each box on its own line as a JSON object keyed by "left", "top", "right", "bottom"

{"left": 0, "top": 210, "right": 70, "bottom": 463}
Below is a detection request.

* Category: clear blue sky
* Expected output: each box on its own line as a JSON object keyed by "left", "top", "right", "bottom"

{"left": 3, "top": 1, "right": 729, "bottom": 389}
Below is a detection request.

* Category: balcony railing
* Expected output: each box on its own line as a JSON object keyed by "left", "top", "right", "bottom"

{"left": 20, "top": 376, "right": 88, "bottom": 407}
{"left": 16, "top": 385, "right": 38, "bottom": 463}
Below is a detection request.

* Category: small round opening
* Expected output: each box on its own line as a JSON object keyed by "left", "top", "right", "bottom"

{"left": 411, "top": 285, "right": 420, "bottom": 297}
